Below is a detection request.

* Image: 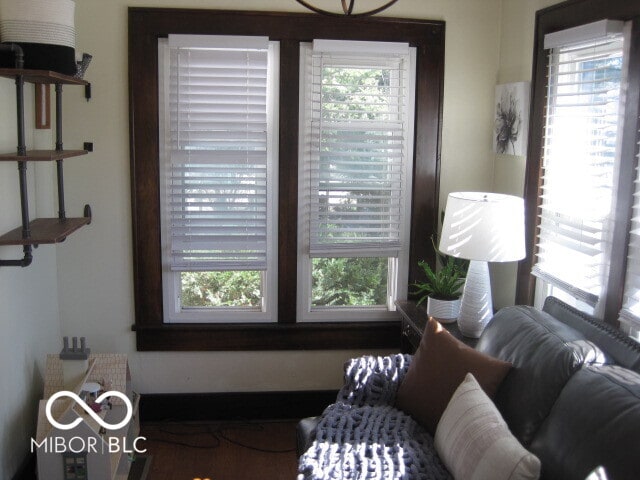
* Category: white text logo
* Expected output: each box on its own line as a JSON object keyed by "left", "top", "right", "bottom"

{"left": 45, "top": 390, "right": 133, "bottom": 431}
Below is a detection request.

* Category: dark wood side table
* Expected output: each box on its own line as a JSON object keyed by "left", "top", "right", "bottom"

{"left": 395, "top": 300, "right": 478, "bottom": 353}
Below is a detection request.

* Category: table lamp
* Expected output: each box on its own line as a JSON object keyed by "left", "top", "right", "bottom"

{"left": 438, "top": 192, "right": 525, "bottom": 337}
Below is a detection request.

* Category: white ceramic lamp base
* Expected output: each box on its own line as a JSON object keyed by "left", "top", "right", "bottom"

{"left": 458, "top": 260, "right": 493, "bottom": 338}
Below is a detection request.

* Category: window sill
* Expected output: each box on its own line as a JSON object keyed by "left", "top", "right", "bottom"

{"left": 132, "top": 320, "right": 401, "bottom": 351}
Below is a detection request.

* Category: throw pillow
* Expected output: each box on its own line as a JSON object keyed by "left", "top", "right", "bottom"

{"left": 395, "top": 317, "right": 511, "bottom": 434}
{"left": 434, "top": 373, "right": 541, "bottom": 480}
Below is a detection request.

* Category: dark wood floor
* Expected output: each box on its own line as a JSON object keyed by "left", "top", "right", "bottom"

{"left": 139, "top": 420, "right": 299, "bottom": 480}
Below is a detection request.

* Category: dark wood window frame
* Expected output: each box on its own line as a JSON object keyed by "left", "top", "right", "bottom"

{"left": 516, "top": 0, "right": 640, "bottom": 328}
{"left": 129, "top": 8, "right": 445, "bottom": 351}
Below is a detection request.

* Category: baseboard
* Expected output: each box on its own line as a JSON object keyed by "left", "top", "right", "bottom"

{"left": 140, "top": 389, "right": 338, "bottom": 422}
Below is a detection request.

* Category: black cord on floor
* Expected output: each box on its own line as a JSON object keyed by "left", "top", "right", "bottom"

{"left": 144, "top": 437, "right": 221, "bottom": 450}
{"left": 142, "top": 420, "right": 296, "bottom": 453}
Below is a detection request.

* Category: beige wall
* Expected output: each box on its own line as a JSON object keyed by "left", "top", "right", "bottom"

{"left": 0, "top": 0, "right": 557, "bottom": 475}
{"left": 490, "top": 0, "right": 561, "bottom": 309}
{"left": 56, "top": 0, "right": 504, "bottom": 396}
{"left": 0, "top": 84, "right": 62, "bottom": 477}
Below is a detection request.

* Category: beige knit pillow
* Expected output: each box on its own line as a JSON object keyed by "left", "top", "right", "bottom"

{"left": 434, "top": 373, "right": 541, "bottom": 480}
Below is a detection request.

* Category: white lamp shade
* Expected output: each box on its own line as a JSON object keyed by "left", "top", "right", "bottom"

{"left": 439, "top": 192, "right": 525, "bottom": 262}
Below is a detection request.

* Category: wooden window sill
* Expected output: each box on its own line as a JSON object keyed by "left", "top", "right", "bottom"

{"left": 132, "top": 321, "right": 401, "bottom": 351}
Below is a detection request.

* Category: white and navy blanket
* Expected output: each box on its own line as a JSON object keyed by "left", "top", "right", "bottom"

{"left": 297, "top": 354, "right": 451, "bottom": 480}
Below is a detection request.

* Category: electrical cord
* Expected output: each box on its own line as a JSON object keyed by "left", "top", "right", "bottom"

{"left": 145, "top": 437, "right": 221, "bottom": 450}
{"left": 217, "top": 430, "right": 295, "bottom": 453}
{"left": 143, "top": 424, "right": 221, "bottom": 449}
{"left": 142, "top": 420, "right": 296, "bottom": 453}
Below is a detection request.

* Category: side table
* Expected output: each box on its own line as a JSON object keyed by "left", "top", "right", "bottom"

{"left": 395, "top": 300, "right": 478, "bottom": 353}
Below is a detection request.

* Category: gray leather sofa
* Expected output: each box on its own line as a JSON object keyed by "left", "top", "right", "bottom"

{"left": 297, "top": 297, "right": 640, "bottom": 479}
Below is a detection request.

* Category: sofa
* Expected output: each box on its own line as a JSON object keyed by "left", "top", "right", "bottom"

{"left": 296, "top": 296, "right": 640, "bottom": 480}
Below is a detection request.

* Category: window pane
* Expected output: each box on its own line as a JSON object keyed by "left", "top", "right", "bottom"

{"left": 307, "top": 50, "right": 408, "bottom": 257}
{"left": 299, "top": 42, "right": 414, "bottom": 321}
{"left": 532, "top": 35, "right": 624, "bottom": 306}
{"left": 311, "top": 257, "right": 388, "bottom": 307}
{"left": 158, "top": 37, "right": 279, "bottom": 323}
{"left": 162, "top": 40, "right": 271, "bottom": 272}
{"left": 620, "top": 319, "right": 640, "bottom": 344}
{"left": 180, "top": 271, "right": 262, "bottom": 308}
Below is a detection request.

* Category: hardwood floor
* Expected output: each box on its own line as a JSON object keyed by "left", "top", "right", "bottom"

{"left": 139, "top": 420, "right": 299, "bottom": 480}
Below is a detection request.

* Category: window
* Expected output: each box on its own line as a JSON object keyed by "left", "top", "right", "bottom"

{"left": 532, "top": 23, "right": 625, "bottom": 316}
{"left": 158, "top": 35, "right": 279, "bottom": 323}
{"left": 618, "top": 62, "right": 640, "bottom": 339}
{"left": 620, "top": 155, "right": 640, "bottom": 341}
{"left": 129, "top": 9, "right": 445, "bottom": 350}
{"left": 518, "top": 0, "right": 640, "bottom": 343}
{"left": 298, "top": 40, "right": 415, "bottom": 322}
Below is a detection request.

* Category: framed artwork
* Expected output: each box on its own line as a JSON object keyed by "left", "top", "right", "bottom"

{"left": 493, "top": 82, "right": 530, "bottom": 156}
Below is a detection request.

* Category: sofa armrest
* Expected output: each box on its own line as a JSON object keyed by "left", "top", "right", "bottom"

{"left": 336, "top": 353, "right": 412, "bottom": 407}
{"left": 296, "top": 416, "right": 320, "bottom": 457}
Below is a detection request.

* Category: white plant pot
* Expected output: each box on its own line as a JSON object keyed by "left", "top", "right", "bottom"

{"left": 426, "top": 297, "right": 461, "bottom": 324}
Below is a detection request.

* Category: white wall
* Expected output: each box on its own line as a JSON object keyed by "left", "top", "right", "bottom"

{"left": 490, "top": 0, "right": 561, "bottom": 309}
{"left": 0, "top": 82, "right": 62, "bottom": 477}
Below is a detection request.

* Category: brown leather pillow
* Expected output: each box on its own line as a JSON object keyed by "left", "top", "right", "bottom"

{"left": 395, "top": 317, "right": 512, "bottom": 434}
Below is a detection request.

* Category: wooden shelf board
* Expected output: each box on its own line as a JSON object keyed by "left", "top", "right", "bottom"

{"left": 0, "top": 68, "right": 88, "bottom": 85}
{"left": 0, "top": 149, "right": 88, "bottom": 162}
{"left": 0, "top": 217, "right": 91, "bottom": 245}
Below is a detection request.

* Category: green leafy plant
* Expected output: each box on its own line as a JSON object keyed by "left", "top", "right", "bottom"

{"left": 413, "top": 256, "right": 466, "bottom": 304}
{"left": 412, "top": 210, "right": 469, "bottom": 304}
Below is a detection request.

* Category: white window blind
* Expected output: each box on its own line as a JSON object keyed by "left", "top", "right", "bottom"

{"left": 532, "top": 31, "right": 624, "bottom": 307}
{"left": 160, "top": 35, "right": 272, "bottom": 271}
{"left": 618, "top": 134, "right": 640, "bottom": 339}
{"left": 303, "top": 41, "right": 411, "bottom": 258}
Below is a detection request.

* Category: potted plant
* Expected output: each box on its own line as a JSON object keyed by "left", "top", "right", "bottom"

{"left": 413, "top": 256, "right": 466, "bottom": 323}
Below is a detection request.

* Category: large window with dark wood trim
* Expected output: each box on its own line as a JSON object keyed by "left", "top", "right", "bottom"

{"left": 517, "top": 0, "right": 640, "bottom": 342}
{"left": 129, "top": 8, "right": 445, "bottom": 351}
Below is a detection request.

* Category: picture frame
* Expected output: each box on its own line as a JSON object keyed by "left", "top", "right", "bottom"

{"left": 493, "top": 82, "right": 530, "bottom": 156}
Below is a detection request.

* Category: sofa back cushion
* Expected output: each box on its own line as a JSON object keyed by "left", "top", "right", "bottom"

{"left": 529, "top": 365, "right": 640, "bottom": 480}
{"left": 476, "top": 305, "right": 605, "bottom": 446}
{"left": 543, "top": 296, "right": 640, "bottom": 373}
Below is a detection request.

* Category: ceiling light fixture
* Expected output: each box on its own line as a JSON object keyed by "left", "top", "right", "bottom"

{"left": 295, "top": 0, "right": 399, "bottom": 17}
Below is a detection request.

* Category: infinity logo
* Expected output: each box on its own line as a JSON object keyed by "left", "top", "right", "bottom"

{"left": 46, "top": 391, "right": 133, "bottom": 431}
